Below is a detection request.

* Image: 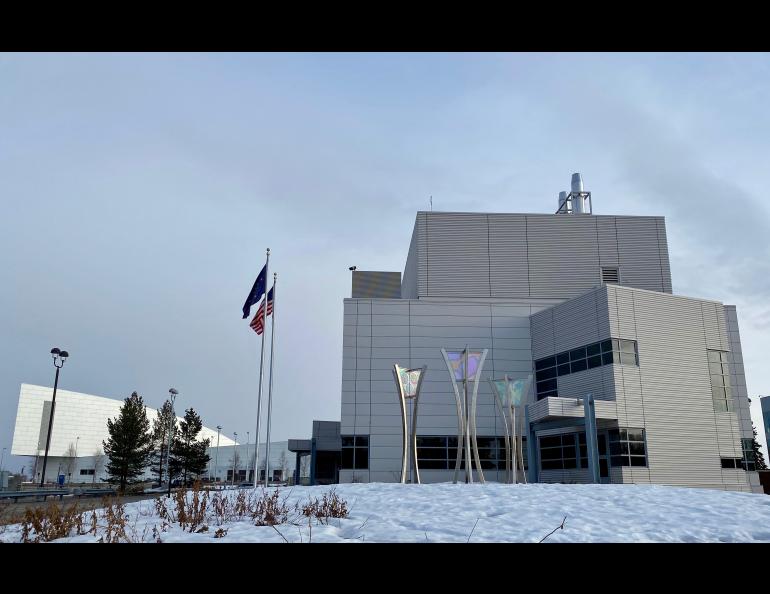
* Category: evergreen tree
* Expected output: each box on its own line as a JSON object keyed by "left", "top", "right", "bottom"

{"left": 751, "top": 423, "right": 767, "bottom": 470}
{"left": 149, "top": 400, "right": 177, "bottom": 486}
{"left": 102, "top": 392, "right": 153, "bottom": 493}
{"left": 169, "top": 408, "right": 211, "bottom": 485}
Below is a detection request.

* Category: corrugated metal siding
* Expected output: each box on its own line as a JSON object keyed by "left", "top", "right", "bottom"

{"left": 488, "top": 214, "right": 530, "bottom": 297}
{"left": 723, "top": 306, "right": 762, "bottom": 492}
{"left": 417, "top": 212, "right": 429, "bottom": 297}
{"left": 425, "top": 213, "right": 491, "bottom": 297}
{"left": 527, "top": 285, "right": 753, "bottom": 491}
{"left": 526, "top": 214, "right": 601, "bottom": 299}
{"left": 401, "top": 220, "right": 419, "bottom": 299}
{"left": 616, "top": 217, "right": 667, "bottom": 293}
{"left": 656, "top": 218, "right": 673, "bottom": 293}
{"left": 611, "top": 286, "right": 751, "bottom": 491}
{"left": 414, "top": 212, "right": 672, "bottom": 300}
{"left": 596, "top": 216, "right": 619, "bottom": 267}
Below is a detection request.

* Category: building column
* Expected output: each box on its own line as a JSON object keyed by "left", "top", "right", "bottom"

{"left": 525, "top": 405, "right": 538, "bottom": 483}
{"left": 294, "top": 452, "right": 301, "bottom": 485}
{"left": 583, "top": 393, "right": 600, "bottom": 483}
{"left": 310, "top": 438, "right": 317, "bottom": 486}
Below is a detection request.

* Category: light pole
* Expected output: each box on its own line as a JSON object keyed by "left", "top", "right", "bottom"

{"left": 214, "top": 426, "right": 221, "bottom": 486}
{"left": 232, "top": 432, "right": 238, "bottom": 486}
{"left": 40, "top": 348, "right": 69, "bottom": 487}
{"left": 166, "top": 388, "right": 178, "bottom": 497}
{"left": 245, "top": 432, "right": 250, "bottom": 483}
{"left": 0, "top": 447, "right": 6, "bottom": 491}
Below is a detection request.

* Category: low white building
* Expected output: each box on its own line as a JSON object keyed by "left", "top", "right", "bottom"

{"left": 11, "top": 383, "right": 236, "bottom": 484}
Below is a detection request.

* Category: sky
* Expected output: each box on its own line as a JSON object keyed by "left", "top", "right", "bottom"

{"left": 1, "top": 52, "right": 768, "bottom": 472}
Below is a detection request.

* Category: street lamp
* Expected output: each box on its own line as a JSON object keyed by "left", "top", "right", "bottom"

{"left": 40, "top": 348, "right": 69, "bottom": 487}
{"left": 166, "top": 388, "right": 178, "bottom": 497}
{"left": 0, "top": 447, "right": 6, "bottom": 490}
{"left": 214, "top": 426, "right": 221, "bottom": 486}
{"left": 232, "top": 432, "right": 238, "bottom": 486}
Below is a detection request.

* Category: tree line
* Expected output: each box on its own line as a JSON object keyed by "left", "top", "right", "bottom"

{"left": 101, "top": 392, "right": 211, "bottom": 493}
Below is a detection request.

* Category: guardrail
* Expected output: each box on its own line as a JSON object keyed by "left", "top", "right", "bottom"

{"left": 0, "top": 489, "right": 69, "bottom": 503}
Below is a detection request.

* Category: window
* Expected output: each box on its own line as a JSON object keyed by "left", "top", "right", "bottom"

{"left": 415, "top": 436, "right": 527, "bottom": 471}
{"left": 534, "top": 338, "right": 639, "bottom": 400}
{"left": 538, "top": 434, "right": 577, "bottom": 470}
{"left": 79, "top": 468, "right": 95, "bottom": 476}
{"left": 708, "top": 350, "right": 733, "bottom": 412}
{"left": 741, "top": 438, "right": 756, "bottom": 471}
{"left": 721, "top": 457, "right": 743, "bottom": 469}
{"left": 341, "top": 435, "right": 369, "bottom": 470}
{"left": 608, "top": 428, "right": 647, "bottom": 467}
{"left": 601, "top": 267, "right": 620, "bottom": 284}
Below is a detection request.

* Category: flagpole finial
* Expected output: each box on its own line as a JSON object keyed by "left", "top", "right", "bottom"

{"left": 266, "top": 248, "right": 270, "bottom": 255}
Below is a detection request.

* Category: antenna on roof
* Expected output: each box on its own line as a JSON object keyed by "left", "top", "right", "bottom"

{"left": 430, "top": 196, "right": 433, "bottom": 211}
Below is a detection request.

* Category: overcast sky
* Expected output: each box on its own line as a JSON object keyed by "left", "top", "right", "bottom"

{"left": 1, "top": 53, "right": 768, "bottom": 472}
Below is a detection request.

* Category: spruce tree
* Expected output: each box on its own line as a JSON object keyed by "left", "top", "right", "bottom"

{"left": 169, "top": 408, "right": 211, "bottom": 486}
{"left": 102, "top": 392, "right": 153, "bottom": 493}
{"left": 751, "top": 423, "right": 767, "bottom": 470}
{"left": 149, "top": 400, "right": 177, "bottom": 486}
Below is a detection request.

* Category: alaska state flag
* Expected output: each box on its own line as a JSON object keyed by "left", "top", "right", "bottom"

{"left": 242, "top": 264, "right": 267, "bottom": 319}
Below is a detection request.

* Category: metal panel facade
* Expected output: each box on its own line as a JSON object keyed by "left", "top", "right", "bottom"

{"left": 411, "top": 212, "right": 673, "bottom": 300}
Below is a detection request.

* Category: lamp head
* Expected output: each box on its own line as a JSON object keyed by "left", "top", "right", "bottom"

{"left": 50, "top": 348, "right": 60, "bottom": 356}
{"left": 59, "top": 351, "right": 69, "bottom": 360}
{"left": 169, "top": 388, "right": 178, "bottom": 395}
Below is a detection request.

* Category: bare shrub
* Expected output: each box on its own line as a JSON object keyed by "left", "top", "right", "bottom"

{"left": 102, "top": 499, "right": 129, "bottom": 543}
{"left": 251, "top": 489, "right": 292, "bottom": 526}
{"left": 214, "top": 527, "right": 228, "bottom": 538}
{"left": 173, "top": 482, "right": 209, "bottom": 533}
{"left": 20, "top": 501, "right": 85, "bottom": 543}
{"left": 301, "top": 488, "right": 349, "bottom": 524}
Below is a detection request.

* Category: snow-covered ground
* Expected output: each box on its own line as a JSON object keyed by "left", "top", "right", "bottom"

{"left": 2, "top": 482, "right": 769, "bottom": 543}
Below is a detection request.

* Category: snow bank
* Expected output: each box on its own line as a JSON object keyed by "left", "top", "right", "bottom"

{"left": 2, "top": 482, "right": 769, "bottom": 543}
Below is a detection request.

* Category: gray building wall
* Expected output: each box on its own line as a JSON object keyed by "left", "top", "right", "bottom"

{"left": 401, "top": 212, "right": 673, "bottom": 300}
{"left": 340, "top": 296, "right": 560, "bottom": 484}
{"left": 530, "top": 285, "right": 758, "bottom": 493}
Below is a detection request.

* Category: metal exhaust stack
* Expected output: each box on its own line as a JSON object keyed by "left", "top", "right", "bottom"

{"left": 555, "top": 173, "right": 592, "bottom": 215}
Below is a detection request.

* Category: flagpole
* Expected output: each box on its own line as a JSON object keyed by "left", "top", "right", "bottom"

{"left": 264, "top": 273, "right": 277, "bottom": 487}
{"left": 252, "top": 248, "right": 269, "bottom": 488}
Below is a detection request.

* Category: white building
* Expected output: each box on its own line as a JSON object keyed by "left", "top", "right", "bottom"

{"left": 11, "top": 383, "right": 235, "bottom": 484}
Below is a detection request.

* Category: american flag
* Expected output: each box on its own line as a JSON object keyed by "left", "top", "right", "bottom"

{"left": 249, "top": 287, "right": 274, "bottom": 335}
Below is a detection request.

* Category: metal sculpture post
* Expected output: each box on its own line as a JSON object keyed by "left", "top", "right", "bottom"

{"left": 393, "top": 364, "right": 427, "bottom": 484}
{"left": 489, "top": 374, "right": 532, "bottom": 484}
{"left": 441, "top": 347, "right": 488, "bottom": 484}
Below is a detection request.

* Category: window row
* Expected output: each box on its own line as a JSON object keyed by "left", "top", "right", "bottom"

{"left": 415, "top": 435, "right": 528, "bottom": 471}
{"left": 341, "top": 435, "right": 369, "bottom": 470}
{"left": 535, "top": 338, "right": 639, "bottom": 400}
{"left": 538, "top": 428, "right": 647, "bottom": 471}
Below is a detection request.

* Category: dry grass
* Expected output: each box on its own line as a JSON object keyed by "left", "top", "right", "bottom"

{"left": 8, "top": 485, "right": 349, "bottom": 543}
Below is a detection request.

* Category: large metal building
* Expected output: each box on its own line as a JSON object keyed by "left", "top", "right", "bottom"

{"left": 338, "top": 174, "right": 762, "bottom": 493}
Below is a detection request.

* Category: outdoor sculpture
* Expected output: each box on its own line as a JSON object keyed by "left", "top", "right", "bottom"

{"left": 392, "top": 364, "right": 427, "bottom": 484}
{"left": 440, "top": 348, "right": 488, "bottom": 484}
{"left": 489, "top": 374, "right": 532, "bottom": 484}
